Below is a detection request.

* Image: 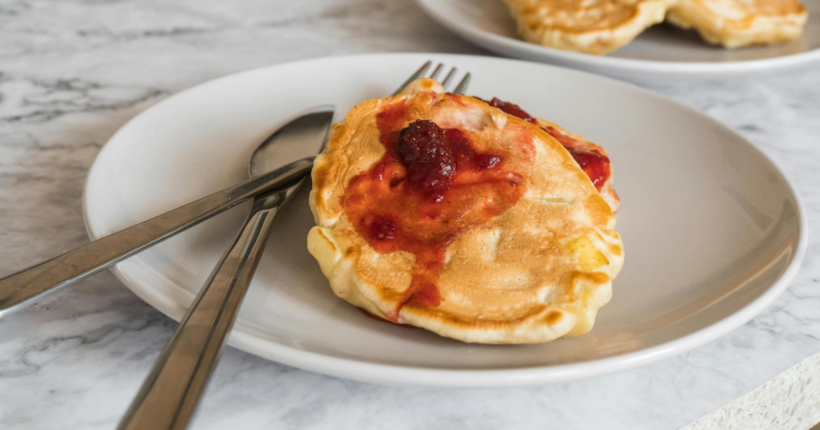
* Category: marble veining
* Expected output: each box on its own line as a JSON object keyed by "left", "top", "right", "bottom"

{"left": 0, "top": 1, "right": 818, "bottom": 429}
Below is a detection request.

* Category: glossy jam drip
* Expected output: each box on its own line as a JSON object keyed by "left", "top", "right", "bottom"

{"left": 477, "top": 97, "right": 538, "bottom": 125}
{"left": 482, "top": 97, "right": 612, "bottom": 191}
{"left": 566, "top": 148, "right": 610, "bottom": 191}
{"left": 541, "top": 126, "right": 611, "bottom": 191}
{"left": 342, "top": 105, "right": 525, "bottom": 320}
{"left": 358, "top": 308, "right": 417, "bottom": 329}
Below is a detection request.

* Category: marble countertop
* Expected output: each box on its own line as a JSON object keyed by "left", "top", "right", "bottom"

{"left": 0, "top": 1, "right": 818, "bottom": 429}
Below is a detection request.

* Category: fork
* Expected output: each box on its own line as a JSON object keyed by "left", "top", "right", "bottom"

{"left": 393, "top": 60, "right": 471, "bottom": 96}
{"left": 117, "top": 61, "right": 472, "bottom": 430}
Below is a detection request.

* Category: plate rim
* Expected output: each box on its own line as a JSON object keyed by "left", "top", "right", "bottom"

{"left": 82, "top": 53, "right": 809, "bottom": 387}
{"left": 415, "top": 0, "right": 820, "bottom": 76}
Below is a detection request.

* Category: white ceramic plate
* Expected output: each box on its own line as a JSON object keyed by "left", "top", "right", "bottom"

{"left": 416, "top": 0, "right": 820, "bottom": 78}
{"left": 83, "top": 54, "right": 806, "bottom": 387}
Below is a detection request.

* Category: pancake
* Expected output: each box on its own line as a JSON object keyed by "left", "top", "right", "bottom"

{"left": 477, "top": 97, "right": 620, "bottom": 213}
{"left": 535, "top": 119, "right": 620, "bottom": 213}
{"left": 307, "top": 79, "right": 624, "bottom": 344}
{"left": 502, "top": 0, "right": 671, "bottom": 54}
{"left": 666, "top": 0, "right": 808, "bottom": 48}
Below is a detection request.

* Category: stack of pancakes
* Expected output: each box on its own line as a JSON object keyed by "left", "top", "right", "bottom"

{"left": 502, "top": 0, "right": 808, "bottom": 54}
{"left": 307, "top": 79, "right": 624, "bottom": 344}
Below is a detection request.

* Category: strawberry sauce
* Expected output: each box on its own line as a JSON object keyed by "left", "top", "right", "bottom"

{"left": 479, "top": 97, "right": 612, "bottom": 191}
{"left": 342, "top": 101, "right": 527, "bottom": 319}
{"left": 542, "top": 126, "right": 611, "bottom": 191}
{"left": 358, "top": 308, "right": 417, "bottom": 329}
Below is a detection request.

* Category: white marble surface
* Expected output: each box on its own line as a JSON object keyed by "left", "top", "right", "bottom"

{"left": 0, "top": 1, "right": 818, "bottom": 429}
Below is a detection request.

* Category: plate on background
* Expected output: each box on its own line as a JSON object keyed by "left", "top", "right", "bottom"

{"left": 83, "top": 54, "right": 806, "bottom": 387}
{"left": 416, "top": 0, "right": 820, "bottom": 79}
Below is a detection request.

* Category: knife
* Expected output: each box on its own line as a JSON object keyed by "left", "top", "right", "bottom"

{"left": 0, "top": 111, "right": 330, "bottom": 318}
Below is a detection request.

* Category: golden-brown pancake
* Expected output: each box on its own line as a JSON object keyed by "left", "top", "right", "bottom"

{"left": 666, "top": 0, "right": 807, "bottom": 48}
{"left": 476, "top": 97, "right": 620, "bottom": 213}
{"left": 307, "top": 79, "right": 624, "bottom": 344}
{"left": 502, "top": 0, "right": 671, "bottom": 54}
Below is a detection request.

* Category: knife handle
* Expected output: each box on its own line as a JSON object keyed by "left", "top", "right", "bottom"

{"left": 116, "top": 184, "right": 292, "bottom": 430}
{"left": 0, "top": 156, "right": 314, "bottom": 318}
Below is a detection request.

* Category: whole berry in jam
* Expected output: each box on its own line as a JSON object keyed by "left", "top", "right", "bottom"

{"left": 397, "top": 120, "right": 456, "bottom": 193}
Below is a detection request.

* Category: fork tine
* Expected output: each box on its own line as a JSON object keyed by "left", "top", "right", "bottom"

{"left": 440, "top": 67, "right": 457, "bottom": 89}
{"left": 430, "top": 63, "right": 444, "bottom": 80}
{"left": 452, "top": 72, "right": 471, "bottom": 95}
{"left": 392, "top": 61, "right": 432, "bottom": 96}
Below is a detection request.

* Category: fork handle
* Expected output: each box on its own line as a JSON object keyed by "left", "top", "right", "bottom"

{"left": 116, "top": 190, "right": 286, "bottom": 430}
{"left": 0, "top": 156, "right": 314, "bottom": 318}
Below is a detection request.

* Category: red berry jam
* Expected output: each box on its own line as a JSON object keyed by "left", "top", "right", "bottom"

{"left": 477, "top": 97, "right": 538, "bottom": 125}
{"left": 541, "top": 126, "right": 611, "bottom": 191}
{"left": 567, "top": 149, "right": 611, "bottom": 191}
{"left": 358, "top": 308, "right": 417, "bottom": 329}
{"left": 363, "top": 214, "right": 397, "bottom": 241}
{"left": 342, "top": 102, "right": 528, "bottom": 319}
{"left": 481, "top": 97, "right": 612, "bottom": 191}
{"left": 396, "top": 120, "right": 456, "bottom": 195}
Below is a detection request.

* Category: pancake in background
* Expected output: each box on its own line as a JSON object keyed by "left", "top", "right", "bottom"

{"left": 501, "top": 0, "right": 671, "bottom": 55}
{"left": 666, "top": 0, "right": 808, "bottom": 48}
